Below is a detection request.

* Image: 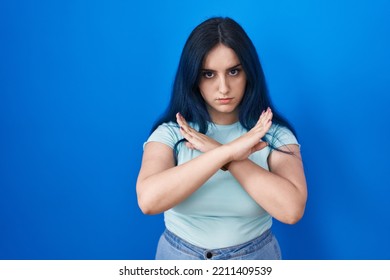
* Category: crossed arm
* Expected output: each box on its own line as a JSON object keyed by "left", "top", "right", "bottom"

{"left": 136, "top": 108, "right": 307, "bottom": 224}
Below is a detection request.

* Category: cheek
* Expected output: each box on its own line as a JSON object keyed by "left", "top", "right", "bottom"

{"left": 232, "top": 77, "right": 246, "bottom": 92}
{"left": 198, "top": 87, "right": 207, "bottom": 101}
{"left": 199, "top": 82, "right": 214, "bottom": 98}
{"left": 235, "top": 79, "right": 247, "bottom": 102}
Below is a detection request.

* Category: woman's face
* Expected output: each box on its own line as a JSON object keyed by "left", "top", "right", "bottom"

{"left": 198, "top": 44, "right": 247, "bottom": 125}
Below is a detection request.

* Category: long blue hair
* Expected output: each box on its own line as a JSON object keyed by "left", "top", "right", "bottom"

{"left": 151, "top": 17, "right": 296, "bottom": 153}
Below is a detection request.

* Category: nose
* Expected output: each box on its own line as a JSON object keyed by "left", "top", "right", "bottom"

{"left": 218, "top": 76, "right": 229, "bottom": 95}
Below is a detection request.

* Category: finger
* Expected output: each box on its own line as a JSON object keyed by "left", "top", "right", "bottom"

{"left": 263, "top": 110, "right": 272, "bottom": 128}
{"left": 185, "top": 142, "right": 195, "bottom": 150}
{"left": 179, "top": 125, "right": 193, "bottom": 140}
{"left": 256, "top": 113, "right": 267, "bottom": 128}
{"left": 179, "top": 113, "right": 190, "bottom": 126}
{"left": 263, "top": 107, "right": 271, "bottom": 119}
{"left": 253, "top": 141, "right": 268, "bottom": 152}
{"left": 257, "top": 108, "right": 273, "bottom": 127}
{"left": 177, "top": 113, "right": 194, "bottom": 133}
{"left": 176, "top": 112, "right": 186, "bottom": 128}
{"left": 257, "top": 107, "right": 271, "bottom": 124}
{"left": 264, "top": 119, "right": 272, "bottom": 132}
{"left": 266, "top": 108, "right": 273, "bottom": 122}
{"left": 256, "top": 110, "right": 266, "bottom": 125}
{"left": 176, "top": 113, "right": 183, "bottom": 127}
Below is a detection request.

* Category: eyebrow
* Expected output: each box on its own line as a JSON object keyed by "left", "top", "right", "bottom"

{"left": 201, "top": 63, "right": 242, "bottom": 72}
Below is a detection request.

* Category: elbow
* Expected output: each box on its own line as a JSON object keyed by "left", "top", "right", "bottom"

{"left": 136, "top": 188, "right": 162, "bottom": 215}
{"left": 280, "top": 205, "right": 306, "bottom": 225}
{"left": 138, "top": 203, "right": 158, "bottom": 215}
{"left": 138, "top": 202, "right": 153, "bottom": 215}
{"left": 283, "top": 211, "right": 304, "bottom": 225}
{"left": 136, "top": 181, "right": 155, "bottom": 215}
{"left": 139, "top": 207, "right": 157, "bottom": 215}
{"left": 137, "top": 195, "right": 159, "bottom": 215}
{"left": 280, "top": 191, "right": 307, "bottom": 224}
{"left": 137, "top": 179, "right": 166, "bottom": 215}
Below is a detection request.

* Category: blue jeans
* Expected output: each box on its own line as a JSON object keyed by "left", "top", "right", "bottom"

{"left": 155, "top": 228, "right": 282, "bottom": 260}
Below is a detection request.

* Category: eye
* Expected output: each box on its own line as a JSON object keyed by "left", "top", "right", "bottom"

{"left": 229, "top": 68, "right": 240, "bottom": 76}
{"left": 202, "top": 71, "right": 214, "bottom": 79}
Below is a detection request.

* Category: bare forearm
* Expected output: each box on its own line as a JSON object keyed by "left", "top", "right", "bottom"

{"left": 137, "top": 145, "right": 231, "bottom": 214}
{"left": 228, "top": 159, "right": 306, "bottom": 224}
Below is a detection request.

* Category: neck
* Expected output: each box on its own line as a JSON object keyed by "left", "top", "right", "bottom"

{"left": 210, "top": 112, "right": 239, "bottom": 125}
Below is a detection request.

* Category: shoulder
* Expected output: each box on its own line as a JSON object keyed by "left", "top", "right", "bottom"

{"left": 265, "top": 124, "right": 299, "bottom": 149}
{"left": 144, "top": 122, "right": 182, "bottom": 150}
{"left": 267, "top": 123, "right": 295, "bottom": 136}
{"left": 153, "top": 121, "right": 180, "bottom": 133}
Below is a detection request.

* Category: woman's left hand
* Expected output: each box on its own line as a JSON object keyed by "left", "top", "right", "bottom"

{"left": 176, "top": 113, "right": 221, "bottom": 153}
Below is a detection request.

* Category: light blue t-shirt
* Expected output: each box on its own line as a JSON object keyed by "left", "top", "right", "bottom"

{"left": 145, "top": 121, "right": 299, "bottom": 249}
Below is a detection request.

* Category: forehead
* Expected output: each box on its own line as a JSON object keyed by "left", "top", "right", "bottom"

{"left": 202, "top": 44, "right": 240, "bottom": 69}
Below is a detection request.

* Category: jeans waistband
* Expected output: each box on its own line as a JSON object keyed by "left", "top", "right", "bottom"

{"left": 163, "top": 228, "right": 273, "bottom": 260}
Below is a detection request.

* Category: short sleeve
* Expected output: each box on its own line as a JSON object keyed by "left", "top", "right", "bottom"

{"left": 143, "top": 122, "right": 181, "bottom": 150}
{"left": 265, "top": 124, "right": 299, "bottom": 149}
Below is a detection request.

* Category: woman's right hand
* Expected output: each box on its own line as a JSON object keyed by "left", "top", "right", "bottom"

{"left": 226, "top": 107, "right": 273, "bottom": 162}
{"left": 176, "top": 112, "right": 222, "bottom": 153}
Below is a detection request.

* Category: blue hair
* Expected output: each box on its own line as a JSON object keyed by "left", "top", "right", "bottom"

{"left": 151, "top": 17, "right": 296, "bottom": 159}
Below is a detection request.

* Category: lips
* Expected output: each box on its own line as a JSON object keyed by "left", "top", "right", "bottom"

{"left": 217, "top": 97, "right": 234, "bottom": 104}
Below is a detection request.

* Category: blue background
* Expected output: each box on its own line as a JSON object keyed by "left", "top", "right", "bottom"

{"left": 1, "top": 0, "right": 389, "bottom": 259}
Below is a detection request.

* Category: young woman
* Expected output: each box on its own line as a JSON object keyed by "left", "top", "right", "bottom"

{"left": 136, "top": 17, "right": 307, "bottom": 260}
